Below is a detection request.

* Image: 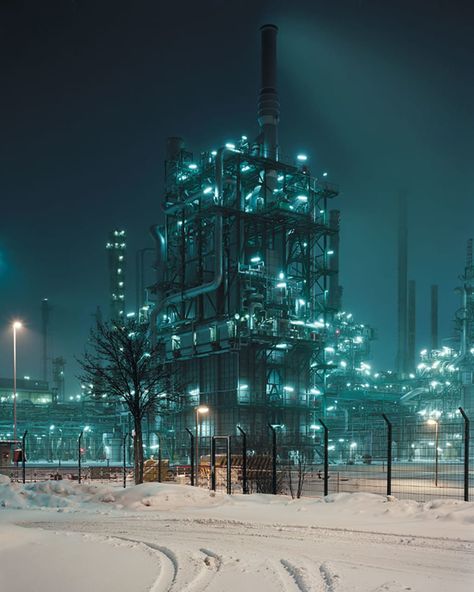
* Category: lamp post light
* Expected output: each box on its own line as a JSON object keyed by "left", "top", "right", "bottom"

{"left": 195, "top": 405, "right": 209, "bottom": 485}
{"left": 427, "top": 418, "right": 440, "bottom": 486}
{"left": 12, "top": 321, "right": 22, "bottom": 444}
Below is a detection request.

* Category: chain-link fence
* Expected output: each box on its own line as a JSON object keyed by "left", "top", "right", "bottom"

{"left": 1, "top": 410, "right": 471, "bottom": 502}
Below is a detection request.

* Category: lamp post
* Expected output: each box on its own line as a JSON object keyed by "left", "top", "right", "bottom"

{"left": 427, "top": 418, "right": 439, "bottom": 487}
{"left": 12, "top": 321, "right": 22, "bottom": 444}
{"left": 195, "top": 405, "right": 209, "bottom": 485}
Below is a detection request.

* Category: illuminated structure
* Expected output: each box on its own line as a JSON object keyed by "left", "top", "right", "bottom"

{"left": 150, "top": 26, "right": 340, "bottom": 450}
{"left": 106, "top": 229, "right": 126, "bottom": 320}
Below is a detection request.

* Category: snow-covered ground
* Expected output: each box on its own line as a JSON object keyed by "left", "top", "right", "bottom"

{"left": 0, "top": 475, "right": 473, "bottom": 591}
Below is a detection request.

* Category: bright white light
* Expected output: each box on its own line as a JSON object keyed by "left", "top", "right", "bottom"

{"left": 225, "top": 142, "right": 236, "bottom": 150}
{"left": 278, "top": 272, "right": 285, "bottom": 279}
{"left": 276, "top": 343, "right": 288, "bottom": 349}
{"left": 296, "top": 194, "right": 308, "bottom": 202}
{"left": 189, "top": 388, "right": 199, "bottom": 397}
{"left": 310, "top": 388, "right": 321, "bottom": 395}
{"left": 283, "top": 386, "right": 294, "bottom": 392}
{"left": 238, "top": 384, "right": 248, "bottom": 390}
{"left": 13, "top": 321, "right": 22, "bottom": 330}
{"left": 327, "top": 250, "right": 334, "bottom": 255}
{"left": 250, "top": 256, "right": 261, "bottom": 263}
{"left": 241, "top": 165, "right": 251, "bottom": 172}
{"left": 350, "top": 442, "right": 357, "bottom": 449}
{"left": 310, "top": 424, "right": 321, "bottom": 430}
{"left": 188, "top": 163, "right": 198, "bottom": 170}
{"left": 297, "top": 154, "right": 307, "bottom": 162}
{"left": 322, "top": 172, "right": 328, "bottom": 177}
{"left": 203, "top": 186, "right": 213, "bottom": 194}
{"left": 276, "top": 282, "right": 287, "bottom": 288}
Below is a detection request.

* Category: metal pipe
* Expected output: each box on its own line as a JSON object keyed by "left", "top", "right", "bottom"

{"left": 258, "top": 24, "right": 279, "bottom": 160}
{"left": 153, "top": 147, "right": 233, "bottom": 325}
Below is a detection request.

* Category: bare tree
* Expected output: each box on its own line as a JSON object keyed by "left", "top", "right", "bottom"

{"left": 77, "top": 319, "right": 181, "bottom": 484}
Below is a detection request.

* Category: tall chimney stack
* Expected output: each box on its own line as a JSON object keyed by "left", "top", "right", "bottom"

{"left": 407, "top": 280, "right": 416, "bottom": 373}
{"left": 430, "top": 284, "right": 439, "bottom": 351}
{"left": 258, "top": 24, "right": 280, "bottom": 160}
{"left": 396, "top": 193, "right": 408, "bottom": 376}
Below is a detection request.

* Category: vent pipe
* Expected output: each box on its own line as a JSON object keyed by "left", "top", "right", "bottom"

{"left": 258, "top": 24, "right": 280, "bottom": 160}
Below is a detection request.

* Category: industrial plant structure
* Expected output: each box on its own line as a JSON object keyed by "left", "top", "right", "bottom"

{"left": 148, "top": 25, "right": 341, "bottom": 452}
{"left": 1, "top": 27, "right": 472, "bottom": 471}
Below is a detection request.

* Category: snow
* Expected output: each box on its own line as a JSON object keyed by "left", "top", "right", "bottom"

{"left": 0, "top": 480, "right": 473, "bottom": 591}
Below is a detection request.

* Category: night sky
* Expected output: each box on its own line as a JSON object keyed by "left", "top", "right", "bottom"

{"left": 1, "top": 0, "right": 473, "bottom": 391}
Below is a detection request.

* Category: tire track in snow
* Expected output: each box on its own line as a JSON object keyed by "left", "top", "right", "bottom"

{"left": 319, "top": 562, "right": 339, "bottom": 592}
{"left": 109, "top": 536, "right": 178, "bottom": 592}
{"left": 280, "top": 559, "right": 312, "bottom": 592}
{"left": 178, "top": 548, "right": 222, "bottom": 592}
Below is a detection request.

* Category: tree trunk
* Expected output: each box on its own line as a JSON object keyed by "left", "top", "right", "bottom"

{"left": 133, "top": 417, "right": 144, "bottom": 484}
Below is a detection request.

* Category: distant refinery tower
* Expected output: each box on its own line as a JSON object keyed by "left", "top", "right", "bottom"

{"left": 106, "top": 229, "right": 126, "bottom": 320}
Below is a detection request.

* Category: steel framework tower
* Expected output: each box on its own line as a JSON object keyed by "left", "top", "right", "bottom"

{"left": 106, "top": 229, "right": 126, "bottom": 320}
{"left": 151, "top": 26, "right": 339, "bottom": 455}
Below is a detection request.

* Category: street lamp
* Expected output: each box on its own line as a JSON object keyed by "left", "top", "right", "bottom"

{"left": 12, "top": 321, "right": 22, "bottom": 444}
{"left": 195, "top": 405, "right": 209, "bottom": 485}
{"left": 427, "top": 419, "right": 440, "bottom": 487}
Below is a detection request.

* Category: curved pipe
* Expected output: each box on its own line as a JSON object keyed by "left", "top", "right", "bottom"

{"left": 149, "top": 224, "right": 167, "bottom": 269}
{"left": 151, "top": 146, "right": 235, "bottom": 334}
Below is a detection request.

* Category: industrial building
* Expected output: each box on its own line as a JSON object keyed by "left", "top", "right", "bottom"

{"left": 147, "top": 25, "right": 341, "bottom": 456}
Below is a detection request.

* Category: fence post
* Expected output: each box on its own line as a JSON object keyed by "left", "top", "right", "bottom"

{"left": 123, "top": 432, "right": 129, "bottom": 488}
{"left": 156, "top": 433, "right": 162, "bottom": 483}
{"left": 21, "top": 430, "right": 28, "bottom": 484}
{"left": 268, "top": 424, "right": 277, "bottom": 495}
{"left": 459, "top": 407, "right": 470, "bottom": 502}
{"left": 382, "top": 414, "right": 392, "bottom": 496}
{"left": 318, "top": 419, "right": 329, "bottom": 496}
{"left": 186, "top": 428, "right": 195, "bottom": 486}
{"left": 211, "top": 436, "right": 216, "bottom": 491}
{"left": 78, "top": 431, "right": 83, "bottom": 484}
{"left": 237, "top": 426, "right": 248, "bottom": 494}
{"left": 227, "top": 436, "right": 232, "bottom": 495}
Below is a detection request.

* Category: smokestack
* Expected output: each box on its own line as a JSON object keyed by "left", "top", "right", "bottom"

{"left": 430, "top": 284, "right": 438, "bottom": 351}
{"left": 258, "top": 24, "right": 280, "bottom": 160}
{"left": 396, "top": 193, "right": 408, "bottom": 376}
{"left": 41, "top": 298, "right": 50, "bottom": 382}
{"left": 328, "top": 210, "right": 341, "bottom": 311}
{"left": 407, "top": 280, "right": 416, "bottom": 373}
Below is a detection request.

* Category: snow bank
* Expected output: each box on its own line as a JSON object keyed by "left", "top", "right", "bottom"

{"left": 1, "top": 479, "right": 473, "bottom": 535}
